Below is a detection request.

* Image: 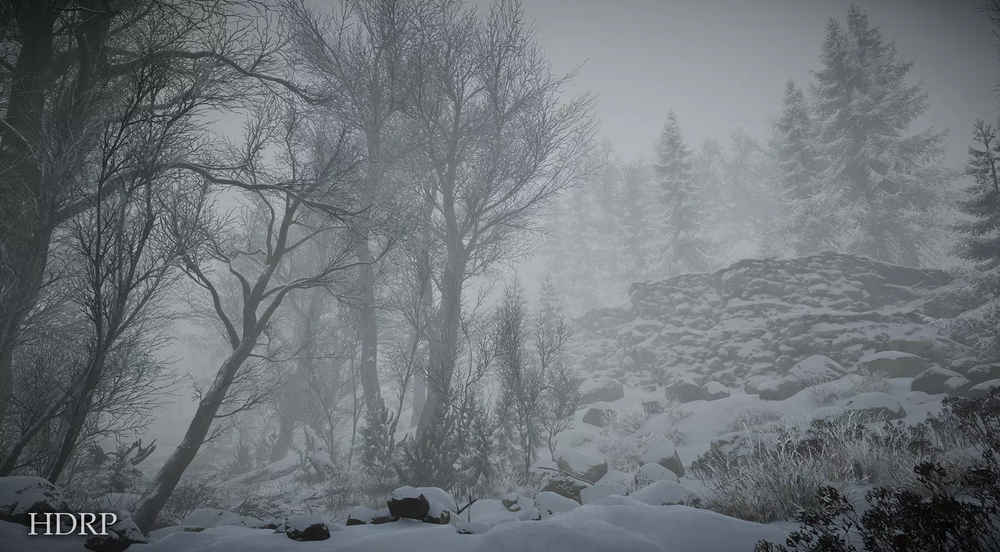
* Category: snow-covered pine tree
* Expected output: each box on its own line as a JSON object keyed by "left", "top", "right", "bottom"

{"left": 652, "top": 111, "right": 714, "bottom": 276}
{"left": 808, "top": 6, "right": 949, "bottom": 266}
{"left": 956, "top": 120, "right": 1000, "bottom": 293}
{"left": 769, "top": 79, "right": 835, "bottom": 257}
{"left": 617, "top": 158, "right": 656, "bottom": 283}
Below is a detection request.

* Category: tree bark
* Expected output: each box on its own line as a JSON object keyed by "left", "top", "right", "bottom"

{"left": 133, "top": 338, "right": 257, "bottom": 533}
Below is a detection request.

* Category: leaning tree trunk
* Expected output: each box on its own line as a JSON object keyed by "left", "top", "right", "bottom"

{"left": 133, "top": 338, "right": 257, "bottom": 533}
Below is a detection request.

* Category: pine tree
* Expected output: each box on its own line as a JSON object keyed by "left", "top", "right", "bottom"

{"left": 956, "top": 120, "right": 1000, "bottom": 292}
{"left": 652, "top": 111, "right": 714, "bottom": 275}
{"left": 770, "top": 80, "right": 836, "bottom": 256}
{"left": 807, "top": 6, "right": 949, "bottom": 266}
{"left": 618, "top": 159, "right": 655, "bottom": 283}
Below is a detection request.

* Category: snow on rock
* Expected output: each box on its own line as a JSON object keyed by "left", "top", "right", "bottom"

{"left": 787, "top": 355, "right": 845, "bottom": 384}
{"left": 579, "top": 376, "right": 624, "bottom": 404}
{"left": 346, "top": 506, "right": 377, "bottom": 525}
{"left": 534, "top": 491, "right": 579, "bottom": 518}
{"left": 628, "top": 481, "right": 696, "bottom": 506}
{"left": 501, "top": 493, "right": 520, "bottom": 512}
{"left": 636, "top": 463, "right": 679, "bottom": 485}
{"left": 904, "top": 390, "right": 934, "bottom": 405}
{"left": 282, "top": 515, "right": 332, "bottom": 541}
{"left": 84, "top": 514, "right": 147, "bottom": 552}
{"left": 910, "top": 366, "right": 964, "bottom": 395}
{"left": 664, "top": 378, "right": 704, "bottom": 403}
{"left": 572, "top": 253, "right": 988, "bottom": 389}
{"left": 580, "top": 483, "right": 627, "bottom": 505}
{"left": 701, "top": 381, "right": 730, "bottom": 401}
{"left": 859, "top": 351, "right": 928, "bottom": 378}
{"left": 640, "top": 437, "right": 684, "bottom": 477}
{"left": 540, "top": 473, "right": 591, "bottom": 503}
{"left": 0, "top": 477, "right": 73, "bottom": 526}
{"left": 455, "top": 521, "right": 492, "bottom": 534}
{"left": 554, "top": 449, "right": 608, "bottom": 483}
{"left": 755, "top": 376, "right": 806, "bottom": 401}
{"left": 388, "top": 486, "right": 456, "bottom": 521}
{"left": 969, "top": 379, "right": 1000, "bottom": 397}
{"left": 181, "top": 509, "right": 239, "bottom": 529}
{"left": 967, "top": 363, "right": 1000, "bottom": 383}
{"left": 597, "top": 469, "right": 632, "bottom": 487}
{"left": 517, "top": 507, "right": 541, "bottom": 521}
{"left": 426, "top": 502, "right": 452, "bottom": 525}
{"left": 841, "top": 392, "right": 906, "bottom": 421}
{"left": 216, "top": 515, "right": 265, "bottom": 528}
{"left": 944, "top": 375, "right": 974, "bottom": 397}
{"left": 582, "top": 403, "right": 614, "bottom": 427}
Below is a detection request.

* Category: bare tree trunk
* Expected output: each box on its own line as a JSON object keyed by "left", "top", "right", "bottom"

{"left": 267, "top": 412, "right": 296, "bottom": 463}
{"left": 133, "top": 338, "right": 256, "bottom": 533}
{"left": 355, "top": 242, "right": 384, "bottom": 416}
{"left": 416, "top": 250, "right": 464, "bottom": 436}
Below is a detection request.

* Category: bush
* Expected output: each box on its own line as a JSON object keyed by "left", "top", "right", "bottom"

{"left": 755, "top": 388, "right": 1000, "bottom": 552}
{"left": 693, "top": 411, "right": 934, "bottom": 523}
{"left": 846, "top": 368, "right": 889, "bottom": 396}
{"left": 718, "top": 402, "right": 787, "bottom": 434}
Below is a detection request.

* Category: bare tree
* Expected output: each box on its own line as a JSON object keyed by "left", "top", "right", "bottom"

{"left": 133, "top": 100, "right": 384, "bottom": 532}
{"left": 403, "top": 0, "right": 597, "bottom": 449}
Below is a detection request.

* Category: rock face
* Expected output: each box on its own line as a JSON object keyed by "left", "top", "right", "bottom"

{"left": 570, "top": 253, "right": 990, "bottom": 387}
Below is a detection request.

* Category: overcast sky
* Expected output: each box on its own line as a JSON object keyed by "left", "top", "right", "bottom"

{"left": 488, "top": 0, "right": 998, "bottom": 170}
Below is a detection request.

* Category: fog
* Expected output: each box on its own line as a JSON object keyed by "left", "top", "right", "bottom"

{"left": 2, "top": 1, "right": 999, "bottom": 550}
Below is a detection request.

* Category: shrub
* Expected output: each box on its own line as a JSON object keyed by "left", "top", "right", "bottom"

{"left": 718, "top": 402, "right": 786, "bottom": 434}
{"left": 846, "top": 368, "right": 889, "bottom": 396}
{"left": 755, "top": 388, "right": 1000, "bottom": 552}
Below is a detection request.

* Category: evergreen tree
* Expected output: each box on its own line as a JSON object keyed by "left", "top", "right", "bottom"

{"left": 652, "top": 111, "right": 714, "bottom": 275}
{"left": 618, "top": 159, "right": 655, "bottom": 283}
{"left": 807, "top": 6, "right": 949, "bottom": 266}
{"left": 956, "top": 120, "right": 1000, "bottom": 292}
{"left": 769, "top": 80, "right": 836, "bottom": 256}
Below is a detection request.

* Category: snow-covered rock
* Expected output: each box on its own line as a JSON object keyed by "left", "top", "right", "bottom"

{"left": 85, "top": 514, "right": 148, "bottom": 552}
{"left": 554, "top": 449, "right": 608, "bottom": 483}
{"left": 425, "top": 502, "right": 451, "bottom": 525}
{"left": 534, "top": 491, "right": 579, "bottom": 518}
{"left": 455, "top": 521, "right": 492, "bottom": 534}
{"left": 216, "top": 515, "right": 265, "bottom": 528}
{"left": 517, "top": 507, "right": 541, "bottom": 521}
{"left": 969, "top": 379, "right": 1000, "bottom": 397}
{"left": 582, "top": 404, "right": 614, "bottom": 427}
{"left": 664, "top": 378, "right": 705, "bottom": 403}
{"left": 181, "top": 509, "right": 238, "bottom": 529}
{"left": 628, "top": 480, "right": 696, "bottom": 506}
{"left": 501, "top": 493, "right": 520, "bottom": 512}
{"left": 388, "top": 486, "right": 455, "bottom": 521}
{"left": 859, "top": 351, "right": 928, "bottom": 378}
{"left": 580, "top": 482, "right": 627, "bottom": 505}
{"left": 596, "top": 469, "right": 632, "bottom": 487}
{"left": 841, "top": 392, "right": 906, "bottom": 421}
{"left": 635, "top": 462, "right": 679, "bottom": 485}
{"left": 346, "top": 506, "right": 377, "bottom": 526}
{"left": 787, "top": 355, "right": 845, "bottom": 384}
{"left": 578, "top": 377, "right": 624, "bottom": 404}
{"left": 911, "top": 366, "right": 964, "bottom": 395}
{"left": 540, "top": 473, "right": 591, "bottom": 503}
{"left": 702, "top": 381, "right": 730, "bottom": 401}
{"left": 756, "top": 376, "right": 806, "bottom": 401}
{"left": 282, "top": 515, "right": 331, "bottom": 541}
{"left": 944, "top": 375, "right": 974, "bottom": 397}
{"left": 967, "top": 363, "right": 1000, "bottom": 384}
{"left": 640, "top": 437, "right": 684, "bottom": 477}
{"left": 0, "top": 476, "right": 73, "bottom": 526}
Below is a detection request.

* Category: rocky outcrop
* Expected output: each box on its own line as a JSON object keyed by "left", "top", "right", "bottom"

{"left": 570, "top": 253, "right": 992, "bottom": 387}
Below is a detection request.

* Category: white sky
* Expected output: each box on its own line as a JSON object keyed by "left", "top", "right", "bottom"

{"left": 489, "top": 0, "right": 998, "bottom": 169}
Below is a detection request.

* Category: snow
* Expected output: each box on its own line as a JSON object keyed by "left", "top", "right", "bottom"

{"left": 628, "top": 481, "right": 695, "bottom": 506}
{"left": 181, "top": 509, "right": 239, "bottom": 528}
{"left": 639, "top": 437, "right": 676, "bottom": 464}
{"left": 580, "top": 482, "right": 627, "bottom": 505}
{"left": 0, "top": 477, "right": 68, "bottom": 520}
{"left": 637, "top": 463, "right": 679, "bottom": 483}
{"left": 391, "top": 486, "right": 457, "bottom": 512}
{"left": 0, "top": 500, "right": 790, "bottom": 552}
{"left": 554, "top": 449, "right": 606, "bottom": 478}
{"left": 534, "top": 492, "right": 579, "bottom": 518}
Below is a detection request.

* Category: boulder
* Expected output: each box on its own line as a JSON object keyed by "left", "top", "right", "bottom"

{"left": 554, "top": 449, "right": 608, "bottom": 483}
{"left": 455, "top": 521, "right": 492, "bottom": 535}
{"left": 424, "top": 502, "right": 451, "bottom": 525}
{"left": 911, "top": 366, "right": 964, "bottom": 395}
{"left": 969, "top": 379, "right": 1000, "bottom": 398}
{"left": 346, "top": 506, "right": 376, "bottom": 526}
{"left": 743, "top": 375, "right": 771, "bottom": 395}
{"left": 788, "top": 355, "right": 845, "bottom": 384}
{"left": 664, "top": 378, "right": 704, "bottom": 403}
{"left": 841, "top": 392, "right": 906, "bottom": 422}
{"left": 0, "top": 476, "right": 73, "bottom": 526}
{"left": 534, "top": 491, "right": 579, "bottom": 518}
{"left": 582, "top": 404, "right": 614, "bottom": 427}
{"left": 702, "top": 381, "right": 730, "bottom": 401}
{"left": 641, "top": 399, "right": 664, "bottom": 415}
{"left": 579, "top": 377, "right": 624, "bottom": 404}
{"left": 181, "top": 509, "right": 238, "bottom": 529}
{"left": 635, "top": 462, "right": 679, "bottom": 485}
{"left": 501, "top": 493, "right": 520, "bottom": 512}
{"left": 387, "top": 486, "right": 455, "bottom": 522}
{"left": 640, "top": 437, "right": 684, "bottom": 477}
{"left": 517, "top": 507, "right": 541, "bottom": 521}
{"left": 540, "top": 473, "right": 590, "bottom": 503}
{"left": 370, "top": 508, "right": 398, "bottom": 525}
{"left": 84, "top": 515, "right": 147, "bottom": 552}
{"left": 944, "top": 376, "right": 974, "bottom": 397}
{"left": 282, "top": 515, "right": 331, "bottom": 542}
{"left": 628, "top": 481, "right": 696, "bottom": 506}
{"left": 966, "top": 363, "right": 1000, "bottom": 384}
{"left": 580, "top": 482, "right": 627, "bottom": 505}
{"left": 757, "top": 376, "right": 806, "bottom": 401}
{"left": 858, "top": 351, "right": 928, "bottom": 378}
{"left": 949, "top": 357, "right": 983, "bottom": 375}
